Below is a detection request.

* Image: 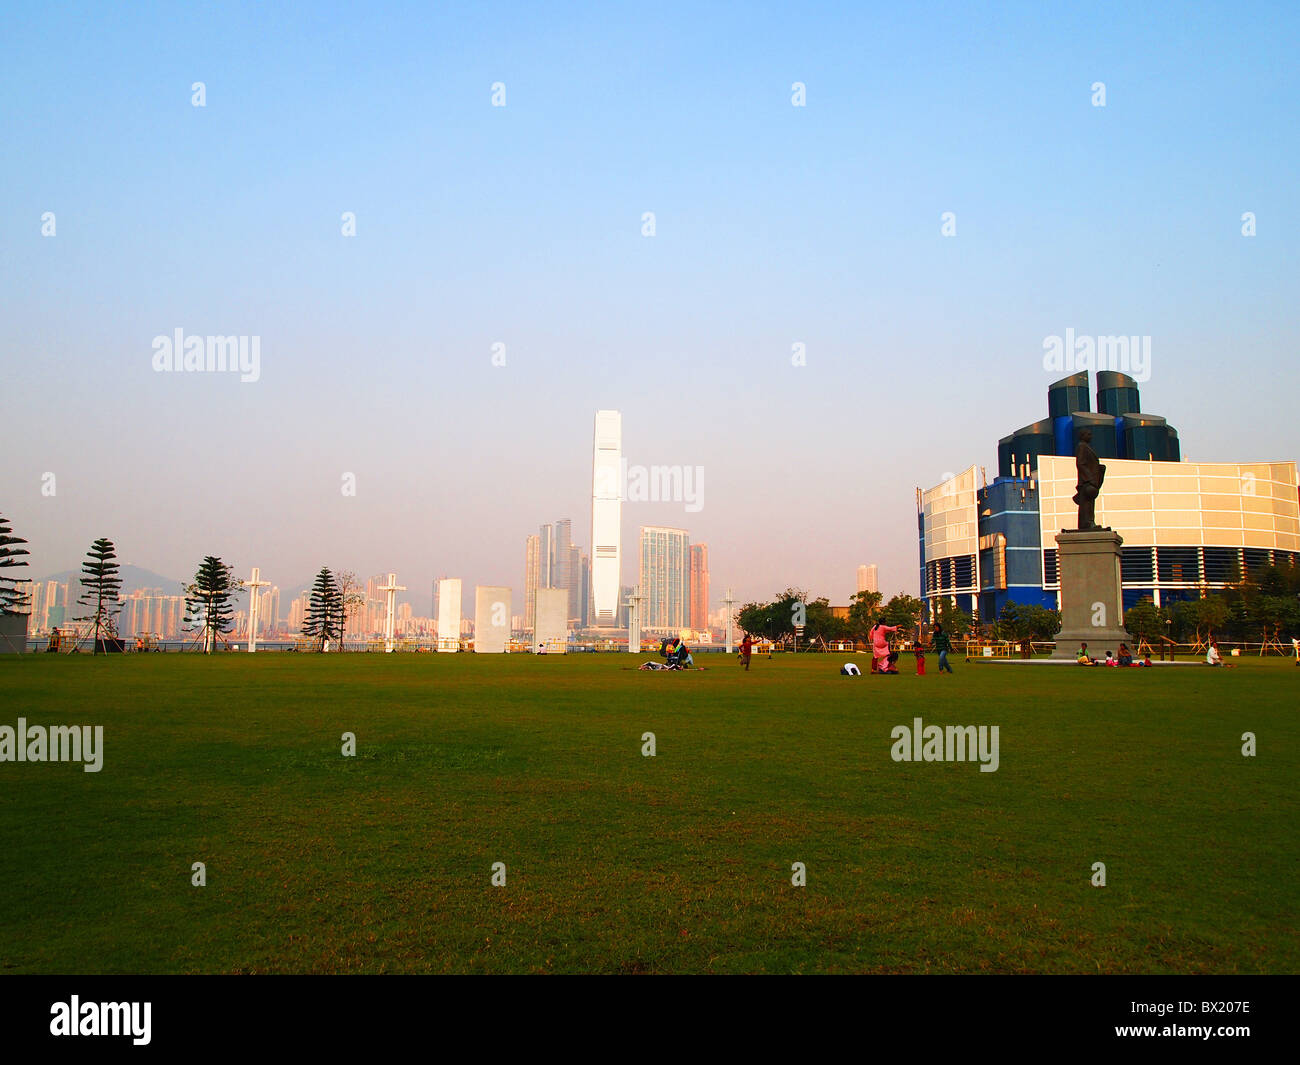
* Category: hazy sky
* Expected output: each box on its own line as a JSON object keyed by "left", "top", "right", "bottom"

{"left": 3, "top": 1, "right": 1297, "bottom": 611}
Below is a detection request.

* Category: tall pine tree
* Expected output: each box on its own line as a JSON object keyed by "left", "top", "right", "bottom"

{"left": 303, "top": 567, "right": 341, "bottom": 650}
{"left": 0, "top": 514, "right": 31, "bottom": 616}
{"left": 186, "top": 556, "right": 238, "bottom": 653}
{"left": 77, "top": 538, "right": 122, "bottom": 652}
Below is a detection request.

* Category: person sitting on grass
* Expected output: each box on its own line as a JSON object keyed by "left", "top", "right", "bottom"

{"left": 1076, "top": 642, "right": 1095, "bottom": 665}
{"left": 1205, "top": 639, "right": 1235, "bottom": 667}
{"left": 1117, "top": 643, "right": 1133, "bottom": 667}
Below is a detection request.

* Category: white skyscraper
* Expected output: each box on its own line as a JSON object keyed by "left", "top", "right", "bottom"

{"left": 857, "top": 564, "right": 879, "bottom": 594}
{"left": 590, "top": 409, "right": 622, "bottom": 627}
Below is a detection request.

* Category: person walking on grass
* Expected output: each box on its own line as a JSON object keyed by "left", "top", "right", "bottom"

{"left": 740, "top": 633, "right": 754, "bottom": 671}
{"left": 932, "top": 622, "right": 954, "bottom": 674}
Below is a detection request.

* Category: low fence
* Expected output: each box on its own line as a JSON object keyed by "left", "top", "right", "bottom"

{"left": 17, "top": 633, "right": 1300, "bottom": 659}
{"left": 959, "top": 639, "right": 1298, "bottom": 660}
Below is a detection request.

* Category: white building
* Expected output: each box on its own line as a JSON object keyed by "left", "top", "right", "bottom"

{"left": 857, "top": 564, "right": 878, "bottom": 594}
{"left": 919, "top": 458, "right": 1300, "bottom": 617}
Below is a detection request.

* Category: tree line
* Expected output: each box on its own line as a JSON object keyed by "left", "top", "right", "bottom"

{"left": 1121, "top": 560, "right": 1300, "bottom": 645}
{"left": 0, "top": 513, "right": 361, "bottom": 654}
{"left": 736, "top": 589, "right": 926, "bottom": 647}
{"left": 735, "top": 557, "right": 1300, "bottom": 650}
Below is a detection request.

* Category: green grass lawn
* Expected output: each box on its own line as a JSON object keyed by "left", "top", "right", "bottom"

{"left": 0, "top": 651, "right": 1295, "bottom": 974}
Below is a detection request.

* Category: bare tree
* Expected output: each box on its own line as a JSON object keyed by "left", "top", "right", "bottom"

{"left": 335, "top": 570, "right": 364, "bottom": 650}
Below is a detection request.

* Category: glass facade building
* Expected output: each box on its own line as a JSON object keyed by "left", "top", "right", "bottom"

{"left": 920, "top": 372, "right": 1299, "bottom": 620}
{"left": 639, "top": 526, "right": 690, "bottom": 633}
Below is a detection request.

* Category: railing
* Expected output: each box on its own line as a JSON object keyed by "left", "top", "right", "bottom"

{"left": 964, "top": 640, "right": 1013, "bottom": 658}
{"left": 11, "top": 633, "right": 1298, "bottom": 659}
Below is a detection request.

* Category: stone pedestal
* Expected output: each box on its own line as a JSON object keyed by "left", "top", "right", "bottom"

{"left": 1052, "top": 530, "right": 1130, "bottom": 659}
{"left": 0, "top": 613, "right": 30, "bottom": 654}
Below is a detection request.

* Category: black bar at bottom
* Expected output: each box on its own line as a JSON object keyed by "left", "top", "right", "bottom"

{"left": 0, "top": 975, "right": 1288, "bottom": 1053}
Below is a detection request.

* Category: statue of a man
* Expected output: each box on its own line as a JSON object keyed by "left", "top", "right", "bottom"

{"left": 1073, "top": 428, "right": 1105, "bottom": 531}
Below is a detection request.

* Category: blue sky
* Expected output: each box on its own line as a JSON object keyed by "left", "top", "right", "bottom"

{"left": 2, "top": 1, "right": 1297, "bottom": 608}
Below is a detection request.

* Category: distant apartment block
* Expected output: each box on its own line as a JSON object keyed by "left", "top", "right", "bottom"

{"left": 689, "top": 543, "right": 709, "bottom": 629}
{"left": 639, "top": 526, "right": 689, "bottom": 632}
{"left": 857, "top": 564, "right": 878, "bottom": 595}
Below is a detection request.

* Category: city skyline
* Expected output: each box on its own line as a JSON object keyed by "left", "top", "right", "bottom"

{"left": 10, "top": 440, "right": 913, "bottom": 617}
{"left": 14, "top": 404, "right": 902, "bottom": 626}
{"left": 4, "top": 3, "right": 1297, "bottom": 613}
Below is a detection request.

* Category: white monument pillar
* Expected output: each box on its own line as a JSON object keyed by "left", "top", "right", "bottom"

{"left": 245, "top": 567, "right": 270, "bottom": 652}
{"left": 473, "top": 586, "right": 511, "bottom": 653}
{"left": 379, "top": 573, "right": 405, "bottom": 653}
{"left": 723, "top": 587, "right": 736, "bottom": 654}
{"left": 436, "top": 578, "right": 462, "bottom": 652}
{"left": 533, "top": 587, "right": 567, "bottom": 654}
{"left": 626, "top": 586, "right": 647, "bottom": 654}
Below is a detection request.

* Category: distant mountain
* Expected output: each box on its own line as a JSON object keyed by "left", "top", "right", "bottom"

{"left": 35, "top": 565, "right": 189, "bottom": 596}
{"left": 33, "top": 567, "right": 394, "bottom": 608}
{"left": 280, "top": 576, "right": 315, "bottom": 600}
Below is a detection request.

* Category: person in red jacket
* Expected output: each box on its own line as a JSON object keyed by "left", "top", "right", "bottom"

{"left": 740, "top": 633, "right": 754, "bottom": 671}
